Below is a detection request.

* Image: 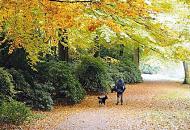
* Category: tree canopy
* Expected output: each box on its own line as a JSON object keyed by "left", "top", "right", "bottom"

{"left": 0, "top": 0, "right": 189, "bottom": 64}
{"left": 140, "top": 0, "right": 190, "bottom": 62}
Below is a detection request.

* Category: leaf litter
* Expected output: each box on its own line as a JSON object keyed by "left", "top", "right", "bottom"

{"left": 2, "top": 81, "right": 190, "bottom": 130}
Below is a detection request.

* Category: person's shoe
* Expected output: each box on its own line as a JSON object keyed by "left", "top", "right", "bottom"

{"left": 116, "top": 103, "right": 119, "bottom": 105}
{"left": 121, "top": 103, "right": 123, "bottom": 105}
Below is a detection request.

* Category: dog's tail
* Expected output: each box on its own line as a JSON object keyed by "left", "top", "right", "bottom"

{"left": 98, "top": 96, "right": 101, "bottom": 99}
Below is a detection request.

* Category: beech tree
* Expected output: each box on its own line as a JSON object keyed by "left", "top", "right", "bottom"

{"left": 0, "top": 0, "right": 189, "bottom": 70}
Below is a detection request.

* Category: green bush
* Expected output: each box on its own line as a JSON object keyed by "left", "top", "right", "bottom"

{"left": 107, "top": 65, "right": 124, "bottom": 84}
{"left": 37, "top": 61, "right": 86, "bottom": 104}
{"left": 0, "top": 68, "right": 15, "bottom": 103}
{"left": 8, "top": 68, "right": 30, "bottom": 89}
{"left": 119, "top": 60, "right": 142, "bottom": 83}
{"left": 31, "top": 82, "right": 54, "bottom": 110}
{"left": 0, "top": 42, "right": 31, "bottom": 71}
{"left": 8, "top": 68, "right": 54, "bottom": 110}
{"left": 0, "top": 100, "right": 32, "bottom": 125}
{"left": 7, "top": 68, "right": 31, "bottom": 101}
{"left": 77, "top": 56, "right": 109, "bottom": 93}
{"left": 108, "top": 60, "right": 142, "bottom": 84}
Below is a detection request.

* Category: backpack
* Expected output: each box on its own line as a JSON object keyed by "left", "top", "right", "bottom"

{"left": 116, "top": 79, "right": 125, "bottom": 93}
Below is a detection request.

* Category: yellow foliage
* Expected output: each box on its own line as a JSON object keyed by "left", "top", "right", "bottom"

{"left": 0, "top": 0, "right": 166, "bottom": 65}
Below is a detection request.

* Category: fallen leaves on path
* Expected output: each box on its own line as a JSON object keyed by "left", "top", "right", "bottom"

{"left": 2, "top": 81, "right": 190, "bottom": 130}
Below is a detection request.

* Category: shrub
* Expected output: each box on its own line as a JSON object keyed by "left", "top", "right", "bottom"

{"left": 0, "top": 43, "right": 30, "bottom": 70}
{"left": 63, "top": 77, "right": 86, "bottom": 104}
{"left": 37, "top": 61, "right": 86, "bottom": 104}
{"left": 77, "top": 56, "right": 109, "bottom": 93}
{"left": 0, "top": 68, "right": 15, "bottom": 103}
{"left": 0, "top": 100, "right": 32, "bottom": 125}
{"left": 7, "top": 68, "right": 31, "bottom": 101}
{"left": 108, "top": 60, "right": 142, "bottom": 84}
{"left": 107, "top": 65, "right": 124, "bottom": 84}
{"left": 8, "top": 68, "right": 54, "bottom": 110}
{"left": 35, "top": 61, "right": 52, "bottom": 83}
{"left": 119, "top": 60, "right": 142, "bottom": 83}
{"left": 31, "top": 82, "right": 54, "bottom": 110}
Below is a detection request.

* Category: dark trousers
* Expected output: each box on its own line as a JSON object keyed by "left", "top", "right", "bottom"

{"left": 117, "top": 92, "right": 123, "bottom": 104}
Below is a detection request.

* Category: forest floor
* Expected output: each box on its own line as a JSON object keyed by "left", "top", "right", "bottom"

{"left": 3, "top": 76, "right": 190, "bottom": 130}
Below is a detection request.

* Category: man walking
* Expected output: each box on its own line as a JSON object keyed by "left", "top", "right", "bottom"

{"left": 115, "top": 79, "right": 126, "bottom": 105}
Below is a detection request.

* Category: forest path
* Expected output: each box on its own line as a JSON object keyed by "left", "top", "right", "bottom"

{"left": 55, "top": 80, "right": 190, "bottom": 130}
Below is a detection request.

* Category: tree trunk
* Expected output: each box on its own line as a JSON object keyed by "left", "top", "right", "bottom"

{"left": 93, "top": 35, "right": 100, "bottom": 58}
{"left": 133, "top": 47, "right": 140, "bottom": 67}
{"left": 119, "top": 44, "right": 124, "bottom": 59}
{"left": 58, "top": 29, "right": 69, "bottom": 62}
{"left": 183, "top": 61, "right": 190, "bottom": 84}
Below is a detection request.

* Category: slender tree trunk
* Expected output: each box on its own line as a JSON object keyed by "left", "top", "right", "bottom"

{"left": 119, "top": 44, "right": 124, "bottom": 59}
{"left": 133, "top": 47, "right": 140, "bottom": 67}
{"left": 93, "top": 35, "right": 100, "bottom": 58}
{"left": 58, "top": 29, "right": 69, "bottom": 62}
{"left": 183, "top": 61, "right": 190, "bottom": 84}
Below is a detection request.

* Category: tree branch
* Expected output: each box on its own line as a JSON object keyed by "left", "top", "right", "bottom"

{"left": 49, "top": 0, "right": 100, "bottom": 3}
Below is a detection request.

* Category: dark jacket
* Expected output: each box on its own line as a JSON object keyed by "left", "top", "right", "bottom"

{"left": 115, "top": 79, "right": 125, "bottom": 94}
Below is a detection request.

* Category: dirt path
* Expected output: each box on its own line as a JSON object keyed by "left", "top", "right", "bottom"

{"left": 7, "top": 80, "right": 190, "bottom": 130}
{"left": 55, "top": 81, "right": 190, "bottom": 130}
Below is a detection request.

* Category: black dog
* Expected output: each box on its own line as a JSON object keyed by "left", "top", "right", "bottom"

{"left": 98, "top": 95, "right": 108, "bottom": 105}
